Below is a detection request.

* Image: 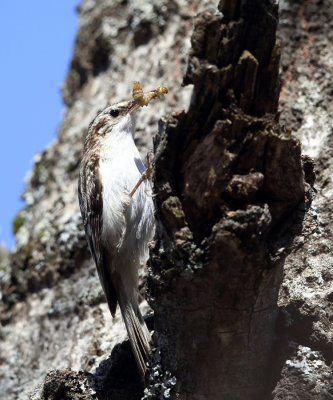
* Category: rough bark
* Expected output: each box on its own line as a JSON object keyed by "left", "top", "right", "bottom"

{"left": 0, "top": 0, "right": 332, "bottom": 399}
{"left": 146, "top": 1, "right": 305, "bottom": 399}
{"left": 0, "top": 1, "right": 216, "bottom": 399}
{"left": 272, "top": 1, "right": 333, "bottom": 398}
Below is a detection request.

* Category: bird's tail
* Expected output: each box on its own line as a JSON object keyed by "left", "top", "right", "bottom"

{"left": 118, "top": 289, "right": 151, "bottom": 376}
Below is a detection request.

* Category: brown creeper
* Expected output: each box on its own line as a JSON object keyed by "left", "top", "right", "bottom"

{"left": 78, "top": 82, "right": 167, "bottom": 376}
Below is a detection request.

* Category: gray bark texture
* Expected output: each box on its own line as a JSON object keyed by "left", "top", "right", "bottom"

{"left": 0, "top": 0, "right": 332, "bottom": 399}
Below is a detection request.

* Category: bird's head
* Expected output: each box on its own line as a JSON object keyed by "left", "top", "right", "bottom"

{"left": 84, "top": 82, "right": 168, "bottom": 152}
{"left": 84, "top": 99, "right": 140, "bottom": 150}
{"left": 92, "top": 99, "right": 140, "bottom": 136}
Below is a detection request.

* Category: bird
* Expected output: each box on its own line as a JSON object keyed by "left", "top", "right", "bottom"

{"left": 78, "top": 83, "right": 166, "bottom": 376}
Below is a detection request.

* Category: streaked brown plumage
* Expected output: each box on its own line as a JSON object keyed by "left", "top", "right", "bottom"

{"left": 78, "top": 99, "right": 153, "bottom": 376}
{"left": 78, "top": 83, "right": 167, "bottom": 376}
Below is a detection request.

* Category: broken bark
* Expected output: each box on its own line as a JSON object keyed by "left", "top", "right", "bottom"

{"left": 147, "top": 1, "right": 307, "bottom": 398}
{"left": 1, "top": 0, "right": 332, "bottom": 399}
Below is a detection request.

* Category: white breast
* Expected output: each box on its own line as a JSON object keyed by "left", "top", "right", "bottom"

{"left": 99, "top": 116, "right": 155, "bottom": 265}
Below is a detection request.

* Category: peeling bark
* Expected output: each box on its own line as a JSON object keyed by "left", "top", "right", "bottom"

{"left": 1, "top": 0, "right": 332, "bottom": 399}
{"left": 147, "top": 1, "right": 308, "bottom": 398}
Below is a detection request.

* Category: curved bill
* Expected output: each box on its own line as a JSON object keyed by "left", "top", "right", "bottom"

{"left": 128, "top": 99, "right": 140, "bottom": 114}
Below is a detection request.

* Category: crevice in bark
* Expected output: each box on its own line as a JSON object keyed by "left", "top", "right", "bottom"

{"left": 147, "top": 1, "right": 308, "bottom": 399}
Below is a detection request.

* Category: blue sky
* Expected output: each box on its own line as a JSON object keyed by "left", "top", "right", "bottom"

{"left": 0, "top": 1, "right": 79, "bottom": 249}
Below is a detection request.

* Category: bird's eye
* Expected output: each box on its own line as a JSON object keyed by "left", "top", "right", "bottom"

{"left": 110, "top": 109, "right": 120, "bottom": 118}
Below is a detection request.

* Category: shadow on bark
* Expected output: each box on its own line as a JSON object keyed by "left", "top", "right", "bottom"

{"left": 147, "top": 1, "right": 308, "bottom": 399}
{"left": 41, "top": 341, "right": 143, "bottom": 400}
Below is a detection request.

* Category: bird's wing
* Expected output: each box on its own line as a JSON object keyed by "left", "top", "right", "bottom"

{"left": 78, "top": 157, "right": 118, "bottom": 316}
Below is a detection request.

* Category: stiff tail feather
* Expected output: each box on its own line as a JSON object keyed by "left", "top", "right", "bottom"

{"left": 118, "top": 290, "right": 151, "bottom": 376}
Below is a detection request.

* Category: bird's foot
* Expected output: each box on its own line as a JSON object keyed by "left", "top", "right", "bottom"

{"left": 129, "top": 167, "right": 151, "bottom": 198}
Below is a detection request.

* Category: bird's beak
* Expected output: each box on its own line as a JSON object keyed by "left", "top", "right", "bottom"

{"left": 128, "top": 100, "right": 140, "bottom": 114}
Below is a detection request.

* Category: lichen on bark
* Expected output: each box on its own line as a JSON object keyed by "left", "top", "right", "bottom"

{"left": 1, "top": 0, "right": 333, "bottom": 399}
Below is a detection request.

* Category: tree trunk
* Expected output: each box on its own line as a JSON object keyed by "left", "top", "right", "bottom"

{"left": 1, "top": 0, "right": 332, "bottom": 399}
{"left": 147, "top": 1, "right": 307, "bottom": 399}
